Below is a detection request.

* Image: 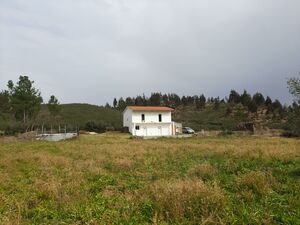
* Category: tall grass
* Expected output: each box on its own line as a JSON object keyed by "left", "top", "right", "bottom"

{"left": 0, "top": 133, "right": 299, "bottom": 224}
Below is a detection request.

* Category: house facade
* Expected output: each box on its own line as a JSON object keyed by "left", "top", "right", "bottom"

{"left": 123, "top": 106, "right": 177, "bottom": 136}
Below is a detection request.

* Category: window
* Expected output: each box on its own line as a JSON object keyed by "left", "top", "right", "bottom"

{"left": 141, "top": 114, "right": 145, "bottom": 122}
{"left": 135, "top": 125, "right": 140, "bottom": 130}
{"left": 159, "top": 114, "right": 162, "bottom": 122}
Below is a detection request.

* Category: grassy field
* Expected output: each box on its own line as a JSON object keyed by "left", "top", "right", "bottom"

{"left": 0, "top": 134, "right": 299, "bottom": 224}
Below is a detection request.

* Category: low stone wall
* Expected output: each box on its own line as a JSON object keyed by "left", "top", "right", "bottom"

{"left": 36, "top": 133, "right": 78, "bottom": 142}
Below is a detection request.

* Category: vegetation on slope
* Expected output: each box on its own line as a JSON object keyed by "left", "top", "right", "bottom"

{"left": 173, "top": 103, "right": 251, "bottom": 131}
{"left": 1, "top": 75, "right": 299, "bottom": 134}
{"left": 0, "top": 134, "right": 299, "bottom": 224}
{"left": 36, "top": 103, "right": 122, "bottom": 130}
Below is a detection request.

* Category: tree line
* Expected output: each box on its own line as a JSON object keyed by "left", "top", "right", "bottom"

{"left": 112, "top": 90, "right": 286, "bottom": 115}
{"left": 0, "top": 76, "right": 60, "bottom": 132}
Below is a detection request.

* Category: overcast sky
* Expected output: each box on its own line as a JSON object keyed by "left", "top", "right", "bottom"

{"left": 0, "top": 0, "right": 299, "bottom": 105}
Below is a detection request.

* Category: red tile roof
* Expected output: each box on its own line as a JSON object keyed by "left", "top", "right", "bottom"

{"left": 127, "top": 106, "right": 174, "bottom": 111}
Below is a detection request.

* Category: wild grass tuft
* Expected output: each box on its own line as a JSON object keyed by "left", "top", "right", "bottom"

{"left": 145, "top": 179, "right": 227, "bottom": 224}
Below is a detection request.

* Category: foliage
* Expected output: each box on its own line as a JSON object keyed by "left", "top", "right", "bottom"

{"left": 240, "top": 90, "right": 252, "bottom": 106}
{"left": 7, "top": 76, "right": 43, "bottom": 124}
{"left": 84, "top": 121, "right": 106, "bottom": 133}
{"left": 113, "top": 98, "right": 118, "bottom": 108}
{"left": 228, "top": 90, "right": 241, "bottom": 104}
{"left": 213, "top": 97, "right": 220, "bottom": 110}
{"left": 287, "top": 76, "right": 300, "bottom": 103}
{"left": 253, "top": 92, "right": 265, "bottom": 106}
{"left": 286, "top": 76, "right": 300, "bottom": 136}
{"left": 247, "top": 100, "right": 258, "bottom": 113}
{"left": 196, "top": 94, "right": 206, "bottom": 110}
{"left": 113, "top": 90, "right": 286, "bottom": 120}
{"left": 36, "top": 103, "right": 122, "bottom": 130}
{"left": 117, "top": 97, "right": 126, "bottom": 111}
{"left": 47, "top": 95, "right": 61, "bottom": 118}
{"left": 0, "top": 91, "right": 10, "bottom": 113}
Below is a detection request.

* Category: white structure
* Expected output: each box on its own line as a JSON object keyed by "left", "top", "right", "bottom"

{"left": 123, "top": 106, "right": 178, "bottom": 137}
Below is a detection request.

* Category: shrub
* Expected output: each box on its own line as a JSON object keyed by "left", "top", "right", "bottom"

{"left": 84, "top": 121, "right": 106, "bottom": 133}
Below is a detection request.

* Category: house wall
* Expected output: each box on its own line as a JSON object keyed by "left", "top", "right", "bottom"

{"left": 132, "top": 111, "right": 171, "bottom": 123}
{"left": 123, "top": 108, "right": 173, "bottom": 136}
{"left": 135, "top": 123, "right": 172, "bottom": 136}
{"left": 123, "top": 109, "right": 133, "bottom": 132}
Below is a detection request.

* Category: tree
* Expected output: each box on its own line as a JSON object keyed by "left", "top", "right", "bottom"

{"left": 162, "top": 94, "right": 170, "bottom": 106}
{"left": 134, "top": 95, "right": 143, "bottom": 106}
{"left": 117, "top": 97, "right": 126, "bottom": 111}
{"left": 228, "top": 90, "right": 241, "bottom": 104}
{"left": 240, "top": 90, "right": 252, "bottom": 107}
{"left": 167, "top": 93, "right": 181, "bottom": 108}
{"left": 8, "top": 76, "right": 43, "bottom": 124}
{"left": 287, "top": 76, "right": 300, "bottom": 104}
{"left": 265, "top": 96, "right": 273, "bottom": 113}
{"left": 47, "top": 95, "right": 61, "bottom": 119}
{"left": 196, "top": 94, "right": 206, "bottom": 110}
{"left": 150, "top": 93, "right": 162, "bottom": 106}
{"left": 0, "top": 91, "right": 10, "bottom": 113}
{"left": 247, "top": 100, "right": 258, "bottom": 113}
{"left": 252, "top": 92, "right": 265, "bottom": 106}
{"left": 125, "top": 97, "right": 134, "bottom": 106}
{"left": 271, "top": 99, "right": 285, "bottom": 118}
{"left": 181, "top": 96, "right": 188, "bottom": 106}
{"left": 265, "top": 96, "right": 272, "bottom": 106}
{"left": 187, "top": 96, "right": 194, "bottom": 105}
{"left": 113, "top": 98, "right": 118, "bottom": 108}
{"left": 272, "top": 100, "right": 283, "bottom": 111}
{"left": 213, "top": 97, "right": 220, "bottom": 110}
{"left": 287, "top": 76, "right": 300, "bottom": 136}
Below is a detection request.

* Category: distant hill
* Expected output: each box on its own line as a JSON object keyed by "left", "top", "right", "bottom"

{"left": 34, "top": 103, "right": 122, "bottom": 130}
{"left": 172, "top": 104, "right": 285, "bottom": 131}
{"left": 0, "top": 102, "right": 286, "bottom": 133}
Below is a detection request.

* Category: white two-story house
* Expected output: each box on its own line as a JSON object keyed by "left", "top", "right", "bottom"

{"left": 123, "top": 106, "right": 178, "bottom": 137}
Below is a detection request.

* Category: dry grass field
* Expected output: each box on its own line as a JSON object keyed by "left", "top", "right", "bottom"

{"left": 0, "top": 133, "right": 299, "bottom": 224}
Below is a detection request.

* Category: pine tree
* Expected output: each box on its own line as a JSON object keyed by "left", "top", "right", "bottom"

{"left": 228, "top": 90, "right": 241, "bottom": 104}
{"left": 247, "top": 100, "right": 258, "bottom": 113}
{"left": 113, "top": 98, "right": 118, "bottom": 108}
{"left": 240, "top": 90, "right": 251, "bottom": 106}
{"left": 48, "top": 95, "right": 61, "bottom": 119}
{"left": 181, "top": 96, "right": 188, "bottom": 106}
{"left": 196, "top": 94, "right": 206, "bottom": 110}
{"left": 117, "top": 98, "right": 126, "bottom": 111}
{"left": 7, "top": 76, "right": 43, "bottom": 124}
{"left": 150, "top": 93, "right": 162, "bottom": 106}
{"left": 0, "top": 91, "right": 10, "bottom": 113}
{"left": 253, "top": 92, "right": 265, "bottom": 106}
{"left": 213, "top": 97, "right": 220, "bottom": 110}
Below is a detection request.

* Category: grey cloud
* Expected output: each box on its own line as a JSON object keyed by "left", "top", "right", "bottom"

{"left": 0, "top": 0, "right": 299, "bottom": 105}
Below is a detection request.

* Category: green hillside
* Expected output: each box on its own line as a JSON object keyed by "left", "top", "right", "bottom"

{"left": 34, "top": 104, "right": 122, "bottom": 130}
{"left": 173, "top": 104, "right": 245, "bottom": 131}
{"left": 173, "top": 104, "right": 285, "bottom": 131}
{"left": 0, "top": 103, "right": 286, "bottom": 133}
